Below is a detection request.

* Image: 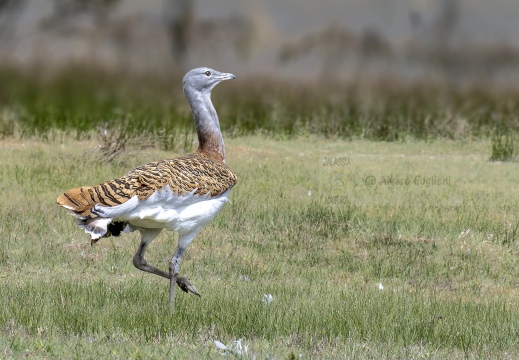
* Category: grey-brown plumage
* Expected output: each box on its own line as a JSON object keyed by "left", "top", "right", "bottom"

{"left": 57, "top": 67, "right": 237, "bottom": 309}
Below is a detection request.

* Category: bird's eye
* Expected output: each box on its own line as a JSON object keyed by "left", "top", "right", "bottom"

{"left": 204, "top": 71, "right": 211, "bottom": 76}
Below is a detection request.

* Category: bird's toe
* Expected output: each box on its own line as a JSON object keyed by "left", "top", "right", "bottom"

{"left": 176, "top": 276, "right": 201, "bottom": 297}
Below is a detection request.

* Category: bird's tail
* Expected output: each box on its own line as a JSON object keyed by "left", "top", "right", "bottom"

{"left": 56, "top": 186, "right": 95, "bottom": 219}
{"left": 58, "top": 186, "right": 130, "bottom": 242}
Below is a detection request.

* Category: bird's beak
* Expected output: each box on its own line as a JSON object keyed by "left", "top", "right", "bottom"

{"left": 216, "top": 72, "right": 236, "bottom": 81}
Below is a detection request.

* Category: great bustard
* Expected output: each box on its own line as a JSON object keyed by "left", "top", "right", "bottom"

{"left": 57, "top": 67, "right": 237, "bottom": 308}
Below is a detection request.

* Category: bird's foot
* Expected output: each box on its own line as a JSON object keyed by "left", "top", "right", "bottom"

{"left": 176, "top": 275, "right": 201, "bottom": 297}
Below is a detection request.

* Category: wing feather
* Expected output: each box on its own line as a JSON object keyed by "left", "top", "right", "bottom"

{"left": 56, "top": 153, "right": 237, "bottom": 219}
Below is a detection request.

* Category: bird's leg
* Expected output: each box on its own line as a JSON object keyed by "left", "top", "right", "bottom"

{"left": 132, "top": 229, "right": 169, "bottom": 279}
{"left": 168, "top": 260, "right": 178, "bottom": 309}
{"left": 169, "top": 245, "right": 200, "bottom": 308}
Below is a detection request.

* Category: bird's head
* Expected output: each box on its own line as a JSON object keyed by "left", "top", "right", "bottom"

{"left": 182, "top": 67, "right": 236, "bottom": 95}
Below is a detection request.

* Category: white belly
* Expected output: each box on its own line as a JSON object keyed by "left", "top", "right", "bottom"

{"left": 117, "top": 187, "right": 231, "bottom": 234}
{"left": 80, "top": 186, "right": 232, "bottom": 240}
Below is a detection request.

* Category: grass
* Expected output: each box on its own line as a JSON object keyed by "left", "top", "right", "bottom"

{"left": 0, "top": 136, "right": 519, "bottom": 359}
{"left": 490, "top": 133, "right": 518, "bottom": 162}
{"left": 3, "top": 64, "right": 519, "bottom": 143}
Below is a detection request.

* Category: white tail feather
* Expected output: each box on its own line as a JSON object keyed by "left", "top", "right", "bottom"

{"left": 77, "top": 218, "right": 113, "bottom": 240}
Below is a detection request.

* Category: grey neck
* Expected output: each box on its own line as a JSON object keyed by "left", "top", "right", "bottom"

{"left": 185, "top": 89, "right": 226, "bottom": 162}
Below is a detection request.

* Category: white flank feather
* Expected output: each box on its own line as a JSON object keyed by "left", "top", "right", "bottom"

{"left": 77, "top": 217, "right": 112, "bottom": 240}
{"left": 85, "top": 186, "right": 230, "bottom": 243}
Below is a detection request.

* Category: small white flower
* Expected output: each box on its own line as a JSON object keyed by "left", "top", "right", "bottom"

{"left": 458, "top": 229, "right": 471, "bottom": 239}
{"left": 240, "top": 274, "right": 250, "bottom": 282}
{"left": 214, "top": 340, "right": 227, "bottom": 350}
{"left": 214, "top": 338, "right": 249, "bottom": 357}
{"left": 377, "top": 283, "right": 384, "bottom": 290}
{"left": 229, "top": 338, "right": 248, "bottom": 356}
{"left": 307, "top": 190, "right": 312, "bottom": 197}
{"left": 262, "top": 293, "right": 273, "bottom": 304}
